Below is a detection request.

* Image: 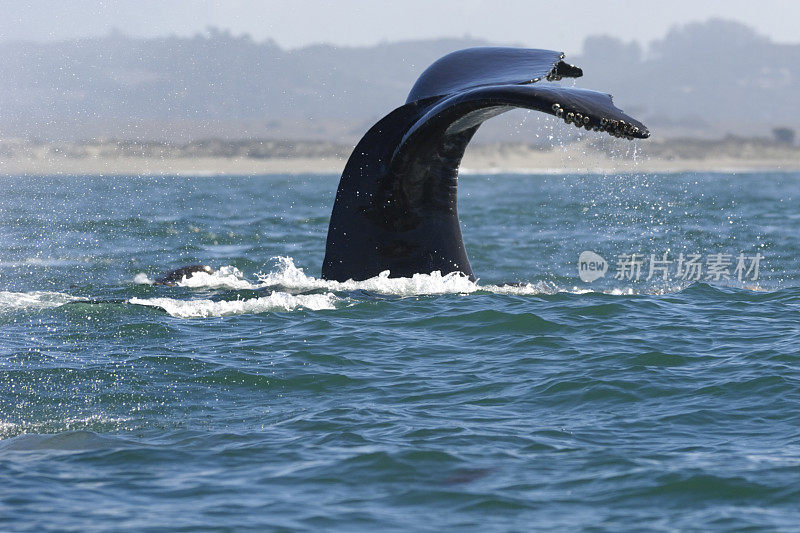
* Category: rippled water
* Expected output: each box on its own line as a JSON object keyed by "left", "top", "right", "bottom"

{"left": 1, "top": 172, "right": 799, "bottom": 531}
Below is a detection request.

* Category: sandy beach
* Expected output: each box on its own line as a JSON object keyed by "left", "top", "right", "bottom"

{"left": 2, "top": 139, "right": 799, "bottom": 176}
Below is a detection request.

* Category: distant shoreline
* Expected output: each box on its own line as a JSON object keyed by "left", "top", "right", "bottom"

{"left": 2, "top": 139, "right": 799, "bottom": 176}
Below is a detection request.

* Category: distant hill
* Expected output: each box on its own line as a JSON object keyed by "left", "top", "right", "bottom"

{"left": 571, "top": 19, "right": 800, "bottom": 139}
{"left": 1, "top": 20, "right": 797, "bottom": 142}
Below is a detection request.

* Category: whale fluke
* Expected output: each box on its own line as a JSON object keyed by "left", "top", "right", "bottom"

{"left": 405, "top": 47, "right": 582, "bottom": 102}
{"left": 321, "top": 47, "right": 649, "bottom": 282}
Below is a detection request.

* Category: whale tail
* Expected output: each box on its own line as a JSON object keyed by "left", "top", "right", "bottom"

{"left": 322, "top": 47, "right": 649, "bottom": 282}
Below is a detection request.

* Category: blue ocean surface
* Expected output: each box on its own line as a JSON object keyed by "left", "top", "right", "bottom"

{"left": 1, "top": 171, "right": 799, "bottom": 531}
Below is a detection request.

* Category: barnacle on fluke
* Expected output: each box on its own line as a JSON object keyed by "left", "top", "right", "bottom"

{"left": 318, "top": 46, "right": 650, "bottom": 282}
{"left": 551, "top": 102, "right": 642, "bottom": 139}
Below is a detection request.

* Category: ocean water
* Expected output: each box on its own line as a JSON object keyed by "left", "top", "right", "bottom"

{"left": 1, "top": 171, "right": 799, "bottom": 531}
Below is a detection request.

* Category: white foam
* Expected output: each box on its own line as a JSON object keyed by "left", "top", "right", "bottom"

{"left": 0, "top": 421, "right": 16, "bottom": 437}
{"left": 0, "top": 415, "right": 131, "bottom": 439}
{"left": 482, "top": 281, "right": 560, "bottom": 295}
{"left": 259, "top": 258, "right": 478, "bottom": 294}
{"left": 255, "top": 257, "right": 716, "bottom": 297}
{"left": 135, "top": 257, "right": 559, "bottom": 296}
{"left": 256, "top": 256, "right": 559, "bottom": 296}
{"left": 0, "top": 291, "right": 79, "bottom": 312}
{"left": 133, "top": 272, "right": 154, "bottom": 284}
{"left": 124, "top": 259, "right": 563, "bottom": 318}
{"left": 129, "top": 290, "right": 341, "bottom": 318}
{"left": 2, "top": 260, "right": 713, "bottom": 322}
{"left": 175, "top": 265, "right": 260, "bottom": 290}
{"left": 133, "top": 265, "right": 259, "bottom": 289}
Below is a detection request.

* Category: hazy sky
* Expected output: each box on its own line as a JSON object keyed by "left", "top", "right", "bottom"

{"left": 2, "top": 0, "right": 799, "bottom": 52}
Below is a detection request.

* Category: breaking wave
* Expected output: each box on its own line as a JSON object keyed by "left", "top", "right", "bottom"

{"left": 141, "top": 256, "right": 560, "bottom": 296}
{"left": 128, "top": 291, "right": 341, "bottom": 318}
{"left": 0, "top": 291, "right": 79, "bottom": 313}
{"left": 11, "top": 258, "right": 721, "bottom": 319}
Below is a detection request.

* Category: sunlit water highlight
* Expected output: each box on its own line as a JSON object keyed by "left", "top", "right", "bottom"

{"left": 1, "top": 172, "right": 799, "bottom": 531}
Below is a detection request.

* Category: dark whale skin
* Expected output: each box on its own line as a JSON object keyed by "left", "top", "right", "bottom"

{"left": 322, "top": 47, "right": 649, "bottom": 282}
{"left": 154, "top": 265, "right": 214, "bottom": 286}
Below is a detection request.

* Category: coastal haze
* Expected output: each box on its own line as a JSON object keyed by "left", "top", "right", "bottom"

{"left": 1, "top": 2, "right": 799, "bottom": 171}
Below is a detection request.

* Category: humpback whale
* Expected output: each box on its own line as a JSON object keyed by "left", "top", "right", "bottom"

{"left": 321, "top": 47, "right": 649, "bottom": 282}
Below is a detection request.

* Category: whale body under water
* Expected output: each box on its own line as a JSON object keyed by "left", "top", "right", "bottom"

{"left": 159, "top": 47, "right": 649, "bottom": 285}
{"left": 155, "top": 265, "right": 214, "bottom": 286}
